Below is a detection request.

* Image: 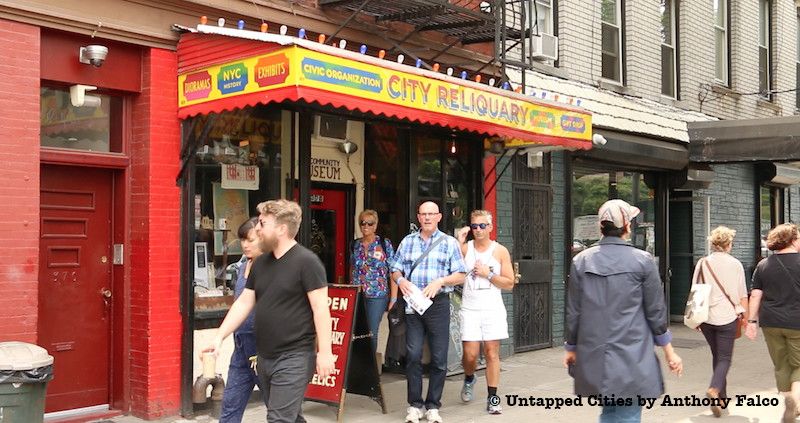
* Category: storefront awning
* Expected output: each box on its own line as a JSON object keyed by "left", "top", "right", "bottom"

{"left": 176, "top": 25, "right": 592, "bottom": 150}
{"left": 688, "top": 115, "right": 800, "bottom": 162}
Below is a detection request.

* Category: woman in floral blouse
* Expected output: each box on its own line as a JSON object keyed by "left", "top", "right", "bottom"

{"left": 351, "top": 209, "right": 395, "bottom": 353}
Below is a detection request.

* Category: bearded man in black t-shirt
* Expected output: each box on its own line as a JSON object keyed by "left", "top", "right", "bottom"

{"left": 204, "top": 199, "right": 335, "bottom": 423}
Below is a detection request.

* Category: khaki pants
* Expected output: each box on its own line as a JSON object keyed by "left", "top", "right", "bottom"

{"left": 763, "top": 326, "right": 800, "bottom": 391}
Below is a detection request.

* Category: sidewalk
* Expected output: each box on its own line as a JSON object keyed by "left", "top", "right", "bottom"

{"left": 102, "top": 325, "right": 787, "bottom": 422}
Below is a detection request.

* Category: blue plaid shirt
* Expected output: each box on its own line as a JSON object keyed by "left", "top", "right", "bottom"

{"left": 391, "top": 229, "right": 466, "bottom": 294}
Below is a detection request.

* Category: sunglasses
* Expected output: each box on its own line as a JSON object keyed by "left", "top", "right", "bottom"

{"left": 470, "top": 223, "right": 489, "bottom": 230}
{"left": 360, "top": 221, "right": 376, "bottom": 226}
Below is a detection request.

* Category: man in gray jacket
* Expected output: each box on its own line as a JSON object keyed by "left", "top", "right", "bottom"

{"left": 564, "top": 199, "right": 683, "bottom": 422}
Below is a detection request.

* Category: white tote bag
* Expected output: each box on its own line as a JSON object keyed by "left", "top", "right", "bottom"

{"left": 683, "top": 259, "right": 712, "bottom": 329}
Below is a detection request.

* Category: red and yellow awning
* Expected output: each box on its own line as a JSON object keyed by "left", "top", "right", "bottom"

{"left": 177, "top": 27, "right": 592, "bottom": 149}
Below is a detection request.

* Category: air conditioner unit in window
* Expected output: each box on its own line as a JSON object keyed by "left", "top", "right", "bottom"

{"left": 531, "top": 33, "right": 558, "bottom": 61}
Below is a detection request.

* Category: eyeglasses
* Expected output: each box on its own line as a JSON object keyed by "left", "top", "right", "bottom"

{"left": 470, "top": 223, "right": 489, "bottom": 230}
{"left": 360, "top": 221, "right": 376, "bottom": 226}
{"left": 418, "top": 212, "right": 440, "bottom": 217}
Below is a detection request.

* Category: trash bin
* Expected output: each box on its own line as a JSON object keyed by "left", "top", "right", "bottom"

{"left": 0, "top": 342, "right": 54, "bottom": 423}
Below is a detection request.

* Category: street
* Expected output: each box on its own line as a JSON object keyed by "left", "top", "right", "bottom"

{"left": 104, "top": 324, "right": 787, "bottom": 423}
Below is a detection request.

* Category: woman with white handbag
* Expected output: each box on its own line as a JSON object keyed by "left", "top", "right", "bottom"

{"left": 689, "top": 226, "right": 748, "bottom": 418}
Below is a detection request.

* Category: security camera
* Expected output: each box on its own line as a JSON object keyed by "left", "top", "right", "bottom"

{"left": 79, "top": 45, "right": 109, "bottom": 67}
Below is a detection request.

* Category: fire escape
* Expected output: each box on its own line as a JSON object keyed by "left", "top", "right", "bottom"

{"left": 319, "top": 0, "right": 545, "bottom": 88}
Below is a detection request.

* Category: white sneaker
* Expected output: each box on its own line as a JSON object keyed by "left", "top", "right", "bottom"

{"left": 405, "top": 406, "right": 424, "bottom": 423}
{"left": 425, "top": 408, "right": 443, "bottom": 423}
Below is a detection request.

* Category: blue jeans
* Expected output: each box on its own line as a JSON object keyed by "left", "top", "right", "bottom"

{"left": 220, "top": 332, "right": 262, "bottom": 423}
{"left": 405, "top": 294, "right": 450, "bottom": 410}
{"left": 364, "top": 296, "right": 389, "bottom": 353}
{"left": 600, "top": 404, "right": 642, "bottom": 423}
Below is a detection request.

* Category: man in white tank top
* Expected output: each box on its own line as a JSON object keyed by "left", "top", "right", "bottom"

{"left": 456, "top": 210, "right": 515, "bottom": 415}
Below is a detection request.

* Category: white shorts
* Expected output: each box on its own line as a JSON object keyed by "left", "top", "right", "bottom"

{"left": 459, "top": 308, "right": 509, "bottom": 341}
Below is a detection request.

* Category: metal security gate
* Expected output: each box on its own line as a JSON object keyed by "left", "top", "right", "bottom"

{"left": 512, "top": 154, "right": 552, "bottom": 352}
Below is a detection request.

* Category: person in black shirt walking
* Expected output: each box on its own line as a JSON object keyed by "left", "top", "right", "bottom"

{"left": 204, "top": 199, "right": 335, "bottom": 423}
{"left": 747, "top": 223, "right": 800, "bottom": 422}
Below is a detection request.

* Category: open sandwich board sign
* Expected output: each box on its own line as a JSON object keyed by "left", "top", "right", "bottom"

{"left": 305, "top": 284, "right": 387, "bottom": 421}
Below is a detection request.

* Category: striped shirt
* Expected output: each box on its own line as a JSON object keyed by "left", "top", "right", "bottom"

{"left": 391, "top": 229, "right": 466, "bottom": 294}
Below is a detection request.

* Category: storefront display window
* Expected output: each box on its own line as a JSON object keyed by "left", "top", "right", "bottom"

{"left": 412, "top": 130, "right": 478, "bottom": 235}
{"left": 188, "top": 106, "right": 284, "bottom": 318}
{"left": 572, "top": 168, "right": 655, "bottom": 255}
{"left": 40, "top": 87, "right": 121, "bottom": 152}
{"left": 365, "top": 123, "right": 409, "bottom": 244}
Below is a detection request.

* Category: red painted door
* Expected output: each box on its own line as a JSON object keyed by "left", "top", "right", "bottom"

{"left": 39, "top": 165, "right": 113, "bottom": 412}
{"left": 309, "top": 188, "right": 347, "bottom": 284}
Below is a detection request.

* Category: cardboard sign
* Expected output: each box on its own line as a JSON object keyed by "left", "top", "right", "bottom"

{"left": 305, "top": 285, "right": 386, "bottom": 421}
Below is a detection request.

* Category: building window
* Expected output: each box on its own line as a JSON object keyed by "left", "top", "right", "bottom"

{"left": 660, "top": 0, "right": 678, "bottom": 98}
{"left": 571, "top": 168, "right": 655, "bottom": 255}
{"left": 40, "top": 87, "right": 123, "bottom": 153}
{"left": 714, "top": 0, "right": 728, "bottom": 85}
{"left": 601, "top": 0, "right": 623, "bottom": 84}
{"left": 535, "top": 0, "right": 553, "bottom": 35}
{"left": 411, "top": 129, "right": 480, "bottom": 233}
{"left": 758, "top": 0, "right": 772, "bottom": 99}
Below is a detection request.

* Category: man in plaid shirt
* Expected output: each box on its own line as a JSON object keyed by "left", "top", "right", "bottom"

{"left": 391, "top": 201, "right": 466, "bottom": 423}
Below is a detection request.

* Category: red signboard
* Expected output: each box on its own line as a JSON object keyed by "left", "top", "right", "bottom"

{"left": 304, "top": 285, "right": 386, "bottom": 421}
{"left": 305, "top": 285, "right": 357, "bottom": 402}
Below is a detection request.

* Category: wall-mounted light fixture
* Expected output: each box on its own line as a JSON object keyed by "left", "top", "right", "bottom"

{"left": 70, "top": 84, "right": 101, "bottom": 107}
{"left": 337, "top": 139, "right": 358, "bottom": 156}
{"left": 336, "top": 139, "right": 358, "bottom": 184}
{"left": 79, "top": 45, "right": 108, "bottom": 67}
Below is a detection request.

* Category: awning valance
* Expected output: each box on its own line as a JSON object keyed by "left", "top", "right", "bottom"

{"left": 689, "top": 115, "right": 800, "bottom": 162}
{"left": 177, "top": 27, "right": 592, "bottom": 150}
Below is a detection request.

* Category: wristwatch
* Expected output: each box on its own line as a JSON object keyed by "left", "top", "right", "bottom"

{"left": 747, "top": 319, "right": 758, "bottom": 324}
{"left": 486, "top": 271, "right": 496, "bottom": 281}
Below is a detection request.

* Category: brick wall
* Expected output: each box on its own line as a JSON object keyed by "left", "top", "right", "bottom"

{"left": 787, "top": 186, "right": 800, "bottom": 223}
{"left": 494, "top": 156, "right": 514, "bottom": 358}
{"left": 0, "top": 19, "right": 39, "bottom": 343}
{"left": 558, "top": 0, "right": 599, "bottom": 83}
{"left": 555, "top": 0, "right": 797, "bottom": 120}
{"left": 771, "top": 0, "right": 798, "bottom": 114}
{"left": 676, "top": 0, "right": 795, "bottom": 118}
{"left": 550, "top": 151, "right": 566, "bottom": 343}
{"left": 128, "top": 47, "right": 182, "bottom": 419}
{"left": 692, "top": 164, "right": 757, "bottom": 281}
{"left": 623, "top": 1, "right": 662, "bottom": 94}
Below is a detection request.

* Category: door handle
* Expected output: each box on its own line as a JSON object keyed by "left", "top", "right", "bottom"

{"left": 101, "top": 288, "right": 112, "bottom": 308}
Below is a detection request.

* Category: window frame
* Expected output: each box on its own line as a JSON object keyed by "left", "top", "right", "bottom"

{"left": 660, "top": 0, "right": 678, "bottom": 98}
{"left": 601, "top": 0, "right": 624, "bottom": 85}
{"left": 534, "top": 0, "right": 554, "bottom": 35}
{"left": 758, "top": 0, "right": 772, "bottom": 100}
{"left": 713, "top": 0, "right": 729, "bottom": 86}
